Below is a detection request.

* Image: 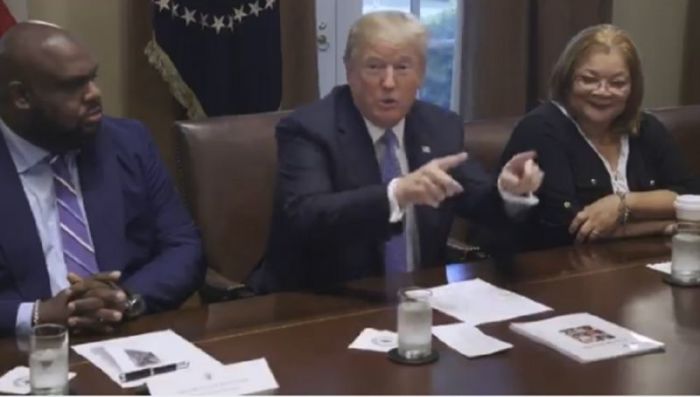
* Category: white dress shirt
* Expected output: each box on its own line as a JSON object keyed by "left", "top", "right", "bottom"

{"left": 0, "top": 118, "right": 90, "bottom": 335}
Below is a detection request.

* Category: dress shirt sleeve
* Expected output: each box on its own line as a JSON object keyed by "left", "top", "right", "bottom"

{"left": 387, "top": 178, "right": 406, "bottom": 223}
{"left": 15, "top": 302, "right": 34, "bottom": 336}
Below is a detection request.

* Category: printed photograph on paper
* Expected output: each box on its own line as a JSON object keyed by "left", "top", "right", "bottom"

{"left": 560, "top": 325, "right": 616, "bottom": 344}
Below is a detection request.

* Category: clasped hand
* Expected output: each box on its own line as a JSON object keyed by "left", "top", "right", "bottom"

{"left": 40, "top": 271, "right": 129, "bottom": 334}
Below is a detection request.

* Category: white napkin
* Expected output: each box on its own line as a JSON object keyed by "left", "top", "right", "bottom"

{"left": 348, "top": 328, "right": 398, "bottom": 352}
{"left": 432, "top": 323, "right": 512, "bottom": 358}
{"left": 0, "top": 366, "right": 76, "bottom": 395}
{"left": 647, "top": 261, "right": 671, "bottom": 275}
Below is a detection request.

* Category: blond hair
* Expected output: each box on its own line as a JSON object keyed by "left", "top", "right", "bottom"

{"left": 343, "top": 11, "right": 427, "bottom": 66}
{"left": 549, "top": 24, "right": 643, "bottom": 135}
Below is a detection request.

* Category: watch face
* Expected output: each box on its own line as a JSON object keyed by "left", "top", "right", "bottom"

{"left": 126, "top": 294, "right": 146, "bottom": 318}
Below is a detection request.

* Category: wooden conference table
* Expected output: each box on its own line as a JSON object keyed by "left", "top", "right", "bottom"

{"left": 2, "top": 236, "right": 699, "bottom": 394}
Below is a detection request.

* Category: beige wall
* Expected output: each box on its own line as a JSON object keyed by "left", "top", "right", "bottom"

{"left": 27, "top": 0, "right": 127, "bottom": 117}
{"left": 613, "top": 0, "right": 689, "bottom": 108}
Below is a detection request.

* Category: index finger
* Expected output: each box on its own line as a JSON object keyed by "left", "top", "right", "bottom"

{"left": 505, "top": 150, "right": 537, "bottom": 170}
{"left": 433, "top": 152, "right": 468, "bottom": 171}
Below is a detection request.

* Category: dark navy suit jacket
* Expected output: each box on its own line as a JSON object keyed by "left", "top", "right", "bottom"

{"left": 0, "top": 117, "right": 204, "bottom": 335}
{"left": 247, "top": 85, "right": 508, "bottom": 293}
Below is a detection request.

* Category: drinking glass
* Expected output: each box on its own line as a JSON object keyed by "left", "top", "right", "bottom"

{"left": 29, "top": 324, "right": 69, "bottom": 395}
{"left": 397, "top": 287, "right": 433, "bottom": 360}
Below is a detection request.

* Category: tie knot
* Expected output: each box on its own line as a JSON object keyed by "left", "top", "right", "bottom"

{"left": 381, "top": 129, "right": 399, "bottom": 149}
{"left": 50, "top": 154, "right": 71, "bottom": 181}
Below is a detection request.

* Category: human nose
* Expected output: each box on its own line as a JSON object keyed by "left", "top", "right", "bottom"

{"left": 84, "top": 80, "right": 101, "bottom": 102}
{"left": 381, "top": 65, "right": 396, "bottom": 89}
{"left": 592, "top": 80, "right": 614, "bottom": 96}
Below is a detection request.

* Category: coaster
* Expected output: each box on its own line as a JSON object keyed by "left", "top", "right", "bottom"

{"left": 387, "top": 348, "right": 439, "bottom": 365}
{"left": 663, "top": 274, "right": 700, "bottom": 287}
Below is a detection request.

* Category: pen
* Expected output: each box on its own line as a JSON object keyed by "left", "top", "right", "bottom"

{"left": 118, "top": 360, "right": 190, "bottom": 382}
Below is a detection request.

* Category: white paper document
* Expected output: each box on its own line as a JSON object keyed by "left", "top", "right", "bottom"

{"left": 430, "top": 278, "right": 552, "bottom": 325}
{"left": 147, "top": 358, "right": 278, "bottom": 396}
{"left": 510, "top": 313, "right": 664, "bottom": 363}
{"left": 72, "top": 329, "right": 221, "bottom": 388}
{"left": 0, "top": 366, "right": 76, "bottom": 395}
{"left": 432, "top": 323, "right": 512, "bottom": 358}
{"left": 647, "top": 261, "right": 671, "bottom": 275}
{"left": 348, "top": 328, "right": 398, "bottom": 352}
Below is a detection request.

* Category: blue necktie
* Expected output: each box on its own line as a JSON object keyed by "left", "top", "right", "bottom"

{"left": 379, "top": 129, "right": 408, "bottom": 273}
{"left": 50, "top": 155, "right": 99, "bottom": 277}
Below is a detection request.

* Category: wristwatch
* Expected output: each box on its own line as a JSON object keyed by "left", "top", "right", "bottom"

{"left": 123, "top": 292, "right": 146, "bottom": 320}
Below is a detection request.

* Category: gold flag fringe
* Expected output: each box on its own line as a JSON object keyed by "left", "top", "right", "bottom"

{"left": 145, "top": 38, "right": 207, "bottom": 120}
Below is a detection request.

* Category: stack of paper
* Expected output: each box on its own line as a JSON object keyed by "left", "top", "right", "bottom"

{"left": 430, "top": 278, "right": 552, "bottom": 325}
{"left": 510, "top": 313, "right": 664, "bottom": 363}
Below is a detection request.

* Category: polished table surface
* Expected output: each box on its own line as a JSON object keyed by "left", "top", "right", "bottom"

{"left": 3, "top": 237, "right": 699, "bottom": 394}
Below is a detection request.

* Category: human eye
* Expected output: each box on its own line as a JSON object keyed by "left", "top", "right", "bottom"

{"left": 610, "top": 79, "right": 629, "bottom": 89}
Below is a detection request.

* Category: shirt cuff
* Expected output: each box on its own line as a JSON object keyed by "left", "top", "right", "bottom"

{"left": 498, "top": 178, "right": 539, "bottom": 218}
{"left": 387, "top": 178, "right": 406, "bottom": 223}
{"left": 16, "top": 302, "right": 35, "bottom": 336}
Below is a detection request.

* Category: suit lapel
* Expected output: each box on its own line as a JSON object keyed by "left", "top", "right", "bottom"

{"left": 0, "top": 135, "right": 51, "bottom": 298}
{"left": 78, "top": 124, "right": 126, "bottom": 273}
{"left": 404, "top": 107, "right": 435, "bottom": 172}
{"left": 335, "top": 87, "right": 382, "bottom": 185}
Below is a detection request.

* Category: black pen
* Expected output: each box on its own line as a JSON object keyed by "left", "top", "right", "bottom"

{"left": 118, "top": 360, "right": 190, "bottom": 382}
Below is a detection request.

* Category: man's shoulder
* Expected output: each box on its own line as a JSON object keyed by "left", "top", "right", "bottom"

{"left": 100, "top": 116, "right": 148, "bottom": 138}
{"left": 410, "top": 99, "right": 461, "bottom": 124}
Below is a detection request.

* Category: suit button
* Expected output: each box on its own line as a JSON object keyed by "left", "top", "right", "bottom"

{"left": 564, "top": 201, "right": 571, "bottom": 209}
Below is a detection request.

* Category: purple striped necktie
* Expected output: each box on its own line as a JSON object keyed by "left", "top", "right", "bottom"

{"left": 50, "top": 155, "right": 99, "bottom": 277}
{"left": 379, "top": 129, "right": 408, "bottom": 273}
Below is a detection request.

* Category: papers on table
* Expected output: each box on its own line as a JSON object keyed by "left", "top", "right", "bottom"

{"left": 510, "top": 313, "right": 664, "bottom": 363}
{"left": 348, "top": 328, "right": 398, "bottom": 352}
{"left": 647, "top": 261, "right": 671, "bottom": 275}
{"left": 0, "top": 366, "right": 76, "bottom": 395}
{"left": 72, "top": 329, "right": 221, "bottom": 388}
{"left": 430, "top": 278, "right": 552, "bottom": 325}
{"left": 432, "top": 323, "right": 512, "bottom": 358}
{"left": 147, "top": 358, "right": 278, "bottom": 396}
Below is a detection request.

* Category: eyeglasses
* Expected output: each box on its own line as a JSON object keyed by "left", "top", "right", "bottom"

{"left": 573, "top": 75, "right": 630, "bottom": 95}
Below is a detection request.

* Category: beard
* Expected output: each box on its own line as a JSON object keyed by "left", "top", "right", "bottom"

{"left": 23, "top": 106, "right": 99, "bottom": 153}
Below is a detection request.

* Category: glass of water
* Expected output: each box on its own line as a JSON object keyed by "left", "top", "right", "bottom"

{"left": 397, "top": 287, "right": 433, "bottom": 360}
{"left": 671, "top": 221, "right": 700, "bottom": 284}
{"left": 29, "top": 324, "right": 69, "bottom": 395}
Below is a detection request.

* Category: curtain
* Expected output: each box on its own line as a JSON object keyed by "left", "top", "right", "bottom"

{"left": 459, "top": 0, "right": 612, "bottom": 121}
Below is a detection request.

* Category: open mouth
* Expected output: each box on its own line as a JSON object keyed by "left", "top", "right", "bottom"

{"left": 379, "top": 98, "right": 398, "bottom": 108}
{"left": 84, "top": 108, "right": 103, "bottom": 123}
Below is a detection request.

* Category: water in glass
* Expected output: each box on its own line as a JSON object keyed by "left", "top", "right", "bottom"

{"left": 29, "top": 348, "right": 68, "bottom": 395}
{"left": 397, "top": 288, "right": 432, "bottom": 359}
{"left": 672, "top": 231, "right": 700, "bottom": 282}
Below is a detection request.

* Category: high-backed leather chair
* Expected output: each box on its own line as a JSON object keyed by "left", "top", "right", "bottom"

{"left": 175, "top": 110, "right": 290, "bottom": 301}
{"left": 649, "top": 105, "right": 700, "bottom": 176}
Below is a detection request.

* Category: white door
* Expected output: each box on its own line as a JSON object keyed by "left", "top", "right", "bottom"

{"left": 314, "top": 0, "right": 462, "bottom": 111}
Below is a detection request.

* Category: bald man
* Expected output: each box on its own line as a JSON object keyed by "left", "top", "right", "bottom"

{"left": 0, "top": 22, "right": 204, "bottom": 336}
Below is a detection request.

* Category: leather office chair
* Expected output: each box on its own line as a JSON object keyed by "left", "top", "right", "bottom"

{"left": 175, "top": 110, "right": 290, "bottom": 302}
{"left": 649, "top": 105, "right": 700, "bottom": 177}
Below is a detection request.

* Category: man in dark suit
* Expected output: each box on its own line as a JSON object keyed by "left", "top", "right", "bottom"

{"left": 248, "top": 11, "right": 543, "bottom": 293}
{"left": 0, "top": 22, "right": 204, "bottom": 336}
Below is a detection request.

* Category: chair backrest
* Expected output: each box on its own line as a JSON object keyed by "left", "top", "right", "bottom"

{"left": 648, "top": 105, "right": 700, "bottom": 176}
{"left": 463, "top": 116, "right": 521, "bottom": 174}
{"left": 175, "top": 110, "right": 290, "bottom": 282}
